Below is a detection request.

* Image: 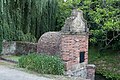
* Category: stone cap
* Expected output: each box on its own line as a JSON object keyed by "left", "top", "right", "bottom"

{"left": 86, "top": 64, "right": 96, "bottom": 69}
{"left": 61, "top": 9, "right": 89, "bottom": 34}
{"left": 60, "top": 31, "right": 89, "bottom": 35}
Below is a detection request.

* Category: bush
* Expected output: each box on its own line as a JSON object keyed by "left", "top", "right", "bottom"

{"left": 18, "top": 53, "right": 65, "bottom": 75}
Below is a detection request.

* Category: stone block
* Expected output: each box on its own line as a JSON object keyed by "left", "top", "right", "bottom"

{"left": 86, "top": 64, "right": 96, "bottom": 80}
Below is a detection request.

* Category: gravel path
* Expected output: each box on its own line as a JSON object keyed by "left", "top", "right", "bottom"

{"left": 0, "top": 65, "right": 52, "bottom": 80}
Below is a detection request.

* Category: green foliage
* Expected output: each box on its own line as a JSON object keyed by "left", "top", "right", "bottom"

{"left": 18, "top": 53, "right": 65, "bottom": 75}
{"left": 58, "top": 0, "right": 120, "bottom": 50}
{"left": 0, "top": 0, "right": 58, "bottom": 38}
{"left": 0, "top": 0, "right": 58, "bottom": 53}
{"left": 56, "top": 0, "right": 72, "bottom": 30}
{"left": 0, "top": 26, "right": 36, "bottom": 42}
{"left": 89, "top": 47, "right": 120, "bottom": 80}
{"left": 78, "top": 0, "right": 120, "bottom": 50}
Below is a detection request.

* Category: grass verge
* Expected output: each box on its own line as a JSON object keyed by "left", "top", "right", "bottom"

{"left": 89, "top": 47, "right": 120, "bottom": 80}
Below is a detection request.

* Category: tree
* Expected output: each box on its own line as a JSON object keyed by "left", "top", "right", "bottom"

{"left": 0, "top": 0, "right": 58, "bottom": 52}
{"left": 57, "top": 0, "right": 120, "bottom": 51}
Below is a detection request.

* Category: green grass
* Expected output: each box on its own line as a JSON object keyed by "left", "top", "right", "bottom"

{"left": 1, "top": 55, "right": 21, "bottom": 62}
{"left": 89, "top": 47, "right": 120, "bottom": 80}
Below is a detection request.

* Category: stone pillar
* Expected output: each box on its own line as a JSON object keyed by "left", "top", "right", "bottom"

{"left": 86, "top": 64, "right": 96, "bottom": 80}
{"left": 59, "top": 9, "right": 89, "bottom": 71}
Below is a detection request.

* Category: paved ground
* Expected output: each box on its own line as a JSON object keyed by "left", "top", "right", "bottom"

{"left": 0, "top": 60, "right": 88, "bottom": 80}
{"left": 0, "top": 65, "right": 52, "bottom": 80}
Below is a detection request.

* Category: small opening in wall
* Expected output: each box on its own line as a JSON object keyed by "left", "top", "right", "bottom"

{"left": 79, "top": 52, "right": 85, "bottom": 63}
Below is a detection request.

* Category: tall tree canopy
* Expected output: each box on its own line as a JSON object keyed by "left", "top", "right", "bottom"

{"left": 57, "top": 0, "right": 120, "bottom": 51}
{"left": 0, "top": 0, "right": 58, "bottom": 52}
{"left": 79, "top": 0, "right": 120, "bottom": 50}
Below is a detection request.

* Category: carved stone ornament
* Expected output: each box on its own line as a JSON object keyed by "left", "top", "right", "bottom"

{"left": 61, "top": 9, "right": 88, "bottom": 34}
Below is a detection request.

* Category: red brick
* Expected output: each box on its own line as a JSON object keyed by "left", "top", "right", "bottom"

{"left": 60, "top": 34, "right": 88, "bottom": 71}
{"left": 61, "top": 54, "right": 70, "bottom": 61}
{"left": 64, "top": 61, "right": 73, "bottom": 70}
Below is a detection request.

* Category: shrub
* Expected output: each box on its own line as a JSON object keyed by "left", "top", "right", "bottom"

{"left": 18, "top": 53, "right": 65, "bottom": 75}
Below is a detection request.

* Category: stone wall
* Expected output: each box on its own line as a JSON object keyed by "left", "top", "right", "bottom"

{"left": 86, "top": 64, "right": 96, "bottom": 80}
{"left": 1, "top": 41, "right": 16, "bottom": 55}
{"left": 1, "top": 41, "right": 37, "bottom": 55}
{"left": 37, "top": 32, "right": 61, "bottom": 55}
{"left": 64, "top": 63, "right": 95, "bottom": 80}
